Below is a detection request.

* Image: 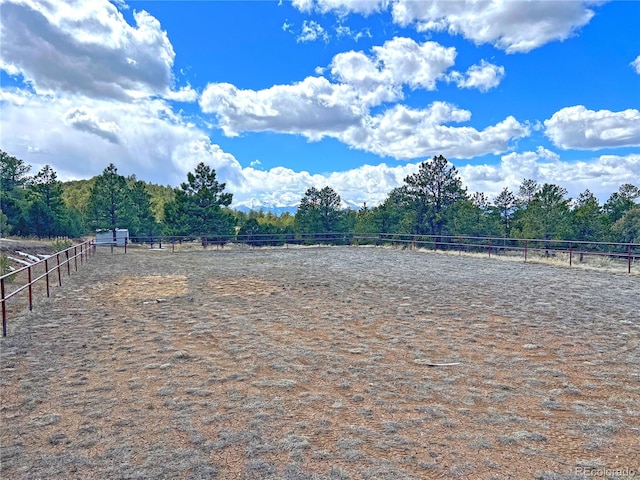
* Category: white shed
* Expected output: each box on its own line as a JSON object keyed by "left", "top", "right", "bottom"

{"left": 96, "top": 229, "right": 129, "bottom": 246}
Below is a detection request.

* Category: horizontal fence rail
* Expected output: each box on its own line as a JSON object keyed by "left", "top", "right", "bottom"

{"left": 352, "top": 234, "right": 639, "bottom": 274}
{"left": 108, "top": 233, "right": 638, "bottom": 273}
{"left": 1, "top": 240, "right": 95, "bottom": 337}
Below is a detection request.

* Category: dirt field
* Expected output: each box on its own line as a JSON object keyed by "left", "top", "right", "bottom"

{"left": 1, "top": 245, "right": 639, "bottom": 479}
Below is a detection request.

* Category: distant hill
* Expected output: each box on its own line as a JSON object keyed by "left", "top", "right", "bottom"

{"left": 61, "top": 177, "right": 174, "bottom": 222}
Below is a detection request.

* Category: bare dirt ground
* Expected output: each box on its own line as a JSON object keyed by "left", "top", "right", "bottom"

{"left": 1, "top": 245, "right": 639, "bottom": 479}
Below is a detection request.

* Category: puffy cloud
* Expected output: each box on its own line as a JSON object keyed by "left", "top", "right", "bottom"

{"left": 631, "top": 55, "right": 640, "bottom": 74}
{"left": 330, "top": 37, "right": 457, "bottom": 98}
{"left": 448, "top": 60, "right": 505, "bottom": 92}
{"left": 200, "top": 71, "right": 529, "bottom": 159}
{"left": 458, "top": 149, "right": 640, "bottom": 202}
{"left": 2, "top": 83, "right": 634, "bottom": 208}
{"left": 292, "top": 0, "right": 388, "bottom": 16}
{"left": 199, "top": 37, "right": 519, "bottom": 159}
{"left": 340, "top": 103, "right": 529, "bottom": 159}
{"left": 297, "top": 20, "right": 329, "bottom": 43}
{"left": 0, "top": 0, "right": 193, "bottom": 101}
{"left": 236, "top": 161, "right": 415, "bottom": 209}
{"left": 0, "top": 0, "right": 174, "bottom": 100}
{"left": 544, "top": 106, "right": 640, "bottom": 150}
{"left": 295, "top": 0, "right": 599, "bottom": 53}
{"left": 170, "top": 139, "right": 245, "bottom": 188}
{"left": 329, "top": 50, "right": 400, "bottom": 106}
{"left": 370, "top": 37, "right": 457, "bottom": 90}
{"left": 239, "top": 150, "right": 639, "bottom": 209}
{"left": 200, "top": 77, "right": 364, "bottom": 140}
{"left": 0, "top": 86, "right": 240, "bottom": 186}
{"left": 391, "top": 0, "right": 598, "bottom": 53}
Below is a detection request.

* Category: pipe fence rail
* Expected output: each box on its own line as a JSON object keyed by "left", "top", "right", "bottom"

{"left": 1, "top": 239, "right": 95, "bottom": 337}
{"left": 352, "top": 234, "right": 638, "bottom": 273}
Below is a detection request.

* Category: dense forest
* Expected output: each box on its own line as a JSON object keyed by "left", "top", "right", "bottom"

{"left": 1, "top": 150, "right": 638, "bottom": 243}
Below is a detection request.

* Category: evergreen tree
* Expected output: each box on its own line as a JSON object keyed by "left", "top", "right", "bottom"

{"left": 604, "top": 184, "right": 639, "bottom": 225}
{"left": 513, "top": 183, "right": 572, "bottom": 240}
{"left": 611, "top": 206, "right": 640, "bottom": 243}
{"left": 26, "top": 165, "right": 67, "bottom": 238}
{"left": 399, "top": 155, "right": 467, "bottom": 236}
{"left": 294, "top": 186, "right": 343, "bottom": 233}
{"left": 492, "top": 187, "right": 517, "bottom": 237}
{"left": 571, "top": 190, "right": 606, "bottom": 242}
{"left": 0, "top": 150, "right": 31, "bottom": 236}
{"left": 164, "top": 162, "right": 235, "bottom": 237}
{"left": 516, "top": 178, "right": 540, "bottom": 206}
{"left": 127, "top": 178, "right": 159, "bottom": 239}
{"left": 88, "top": 164, "right": 135, "bottom": 242}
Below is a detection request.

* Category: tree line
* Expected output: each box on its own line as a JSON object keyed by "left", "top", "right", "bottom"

{"left": 1, "top": 150, "right": 638, "bottom": 243}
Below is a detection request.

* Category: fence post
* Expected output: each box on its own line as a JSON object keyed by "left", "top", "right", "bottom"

{"left": 56, "top": 253, "right": 62, "bottom": 286}
{"left": 45, "top": 258, "right": 50, "bottom": 297}
{"left": 66, "top": 250, "right": 71, "bottom": 276}
{"left": 74, "top": 246, "right": 78, "bottom": 271}
{"left": 524, "top": 240, "right": 528, "bottom": 262}
{"left": 124, "top": 237, "right": 127, "bottom": 254}
{"left": 1, "top": 277, "right": 6, "bottom": 337}
{"left": 28, "top": 266, "right": 33, "bottom": 311}
{"left": 629, "top": 245, "right": 632, "bottom": 274}
{"left": 569, "top": 244, "right": 573, "bottom": 267}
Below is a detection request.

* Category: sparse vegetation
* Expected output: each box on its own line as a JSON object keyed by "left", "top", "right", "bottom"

{"left": 0, "top": 252, "right": 16, "bottom": 283}
{"left": 51, "top": 238, "right": 73, "bottom": 252}
{"left": 1, "top": 246, "right": 638, "bottom": 478}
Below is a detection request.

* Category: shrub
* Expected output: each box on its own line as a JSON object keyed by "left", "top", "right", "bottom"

{"left": 51, "top": 238, "right": 73, "bottom": 252}
{"left": 0, "top": 253, "right": 16, "bottom": 283}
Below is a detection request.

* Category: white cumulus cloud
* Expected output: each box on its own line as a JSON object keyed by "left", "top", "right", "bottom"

{"left": 330, "top": 37, "right": 457, "bottom": 97}
{"left": 293, "top": 0, "right": 600, "bottom": 53}
{"left": 200, "top": 72, "right": 530, "bottom": 160}
{"left": 391, "top": 0, "right": 599, "bottom": 53}
{"left": 544, "top": 106, "right": 640, "bottom": 150}
{"left": 631, "top": 55, "right": 640, "bottom": 74}
{"left": 448, "top": 60, "right": 505, "bottom": 92}
{"left": 292, "top": 0, "right": 388, "bottom": 16}
{"left": 0, "top": 86, "right": 238, "bottom": 187}
{"left": 459, "top": 150, "right": 640, "bottom": 203}
{"left": 340, "top": 103, "right": 529, "bottom": 159}
{"left": 0, "top": 0, "right": 193, "bottom": 101}
{"left": 199, "top": 77, "right": 363, "bottom": 140}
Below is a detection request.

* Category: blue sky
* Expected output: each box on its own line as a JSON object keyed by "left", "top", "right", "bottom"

{"left": 1, "top": 0, "right": 639, "bottom": 209}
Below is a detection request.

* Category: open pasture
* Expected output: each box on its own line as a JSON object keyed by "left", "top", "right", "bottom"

{"left": 1, "top": 246, "right": 639, "bottom": 479}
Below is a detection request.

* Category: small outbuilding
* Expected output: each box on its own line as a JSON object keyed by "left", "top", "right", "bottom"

{"left": 96, "top": 229, "right": 129, "bottom": 246}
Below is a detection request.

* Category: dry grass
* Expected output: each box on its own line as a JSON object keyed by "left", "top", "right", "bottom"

{"left": 1, "top": 245, "right": 639, "bottom": 479}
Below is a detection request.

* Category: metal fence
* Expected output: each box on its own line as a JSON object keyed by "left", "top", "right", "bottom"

{"left": 116, "top": 233, "right": 638, "bottom": 273}
{"left": 0, "top": 240, "right": 95, "bottom": 336}
{"left": 352, "top": 234, "right": 639, "bottom": 274}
